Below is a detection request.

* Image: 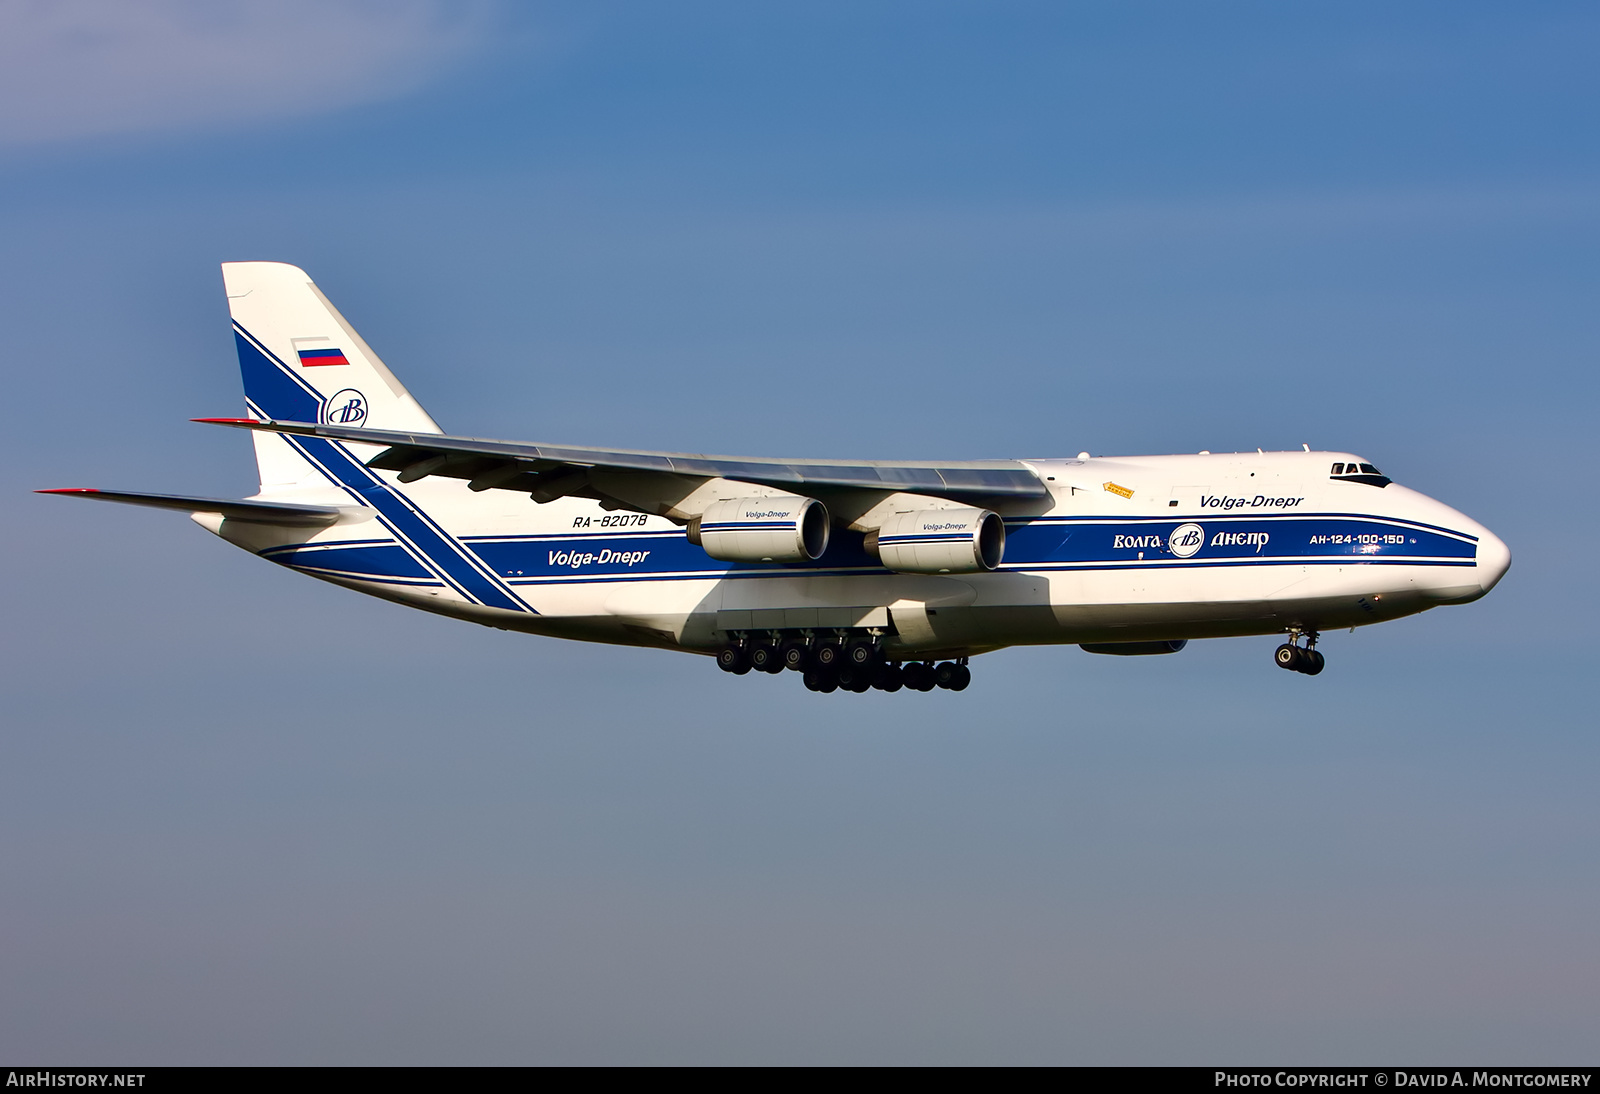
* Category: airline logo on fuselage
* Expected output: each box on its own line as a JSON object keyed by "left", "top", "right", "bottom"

{"left": 548, "top": 548, "right": 653, "bottom": 569}
{"left": 1167, "top": 523, "right": 1204, "bottom": 557}
{"left": 1199, "top": 494, "right": 1304, "bottom": 510}
{"left": 1210, "top": 530, "right": 1270, "bottom": 552}
{"left": 1109, "top": 522, "right": 1272, "bottom": 557}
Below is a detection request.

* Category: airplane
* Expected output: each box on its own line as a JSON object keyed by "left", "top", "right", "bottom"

{"left": 40, "top": 261, "right": 1511, "bottom": 694}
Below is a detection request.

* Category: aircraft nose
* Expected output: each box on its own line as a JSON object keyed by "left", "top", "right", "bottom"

{"left": 1475, "top": 527, "right": 1511, "bottom": 595}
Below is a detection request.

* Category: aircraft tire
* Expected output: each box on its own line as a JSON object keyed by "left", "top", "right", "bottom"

{"left": 872, "top": 663, "right": 904, "bottom": 692}
{"left": 781, "top": 640, "right": 809, "bottom": 672}
{"left": 717, "top": 645, "right": 750, "bottom": 674}
{"left": 846, "top": 640, "right": 876, "bottom": 667}
{"left": 811, "top": 643, "right": 841, "bottom": 671}
{"left": 838, "top": 666, "right": 873, "bottom": 692}
{"left": 1274, "top": 643, "right": 1302, "bottom": 671}
{"left": 1299, "top": 649, "right": 1325, "bottom": 676}
{"left": 804, "top": 669, "right": 839, "bottom": 693}
{"left": 904, "top": 662, "right": 937, "bottom": 692}
{"left": 934, "top": 661, "right": 962, "bottom": 689}
{"left": 750, "top": 643, "right": 783, "bottom": 673}
{"left": 948, "top": 664, "right": 971, "bottom": 691}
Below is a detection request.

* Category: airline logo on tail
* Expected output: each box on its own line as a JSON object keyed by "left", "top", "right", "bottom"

{"left": 297, "top": 347, "right": 350, "bottom": 367}
{"left": 322, "top": 388, "right": 368, "bottom": 425}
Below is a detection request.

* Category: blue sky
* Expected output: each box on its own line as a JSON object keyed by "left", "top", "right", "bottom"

{"left": 2, "top": 1, "right": 1597, "bottom": 1063}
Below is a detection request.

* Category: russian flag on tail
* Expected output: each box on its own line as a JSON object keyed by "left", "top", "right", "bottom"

{"left": 297, "top": 347, "right": 350, "bottom": 367}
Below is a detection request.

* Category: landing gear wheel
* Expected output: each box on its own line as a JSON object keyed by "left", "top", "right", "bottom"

{"left": 1299, "top": 649, "right": 1325, "bottom": 676}
{"left": 948, "top": 664, "right": 971, "bottom": 691}
{"left": 1274, "top": 643, "right": 1303, "bottom": 671}
{"left": 749, "top": 643, "right": 783, "bottom": 674}
{"left": 934, "top": 662, "right": 961, "bottom": 689}
{"left": 845, "top": 640, "right": 877, "bottom": 667}
{"left": 803, "top": 669, "right": 838, "bottom": 693}
{"left": 717, "top": 645, "right": 750, "bottom": 675}
{"left": 872, "top": 663, "right": 904, "bottom": 692}
{"left": 811, "top": 643, "right": 841, "bottom": 671}
{"left": 903, "top": 662, "right": 937, "bottom": 692}
{"left": 781, "top": 640, "right": 809, "bottom": 672}
{"left": 838, "top": 665, "right": 874, "bottom": 692}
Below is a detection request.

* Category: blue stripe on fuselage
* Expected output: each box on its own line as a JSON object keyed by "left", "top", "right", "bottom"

{"left": 263, "top": 542, "right": 435, "bottom": 581}
{"left": 459, "top": 512, "right": 1477, "bottom": 588}
{"left": 302, "top": 522, "right": 1478, "bottom": 590}
{"left": 1001, "top": 515, "right": 1475, "bottom": 564}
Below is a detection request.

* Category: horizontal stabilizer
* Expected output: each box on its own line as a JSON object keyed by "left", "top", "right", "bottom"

{"left": 37, "top": 488, "right": 344, "bottom": 526}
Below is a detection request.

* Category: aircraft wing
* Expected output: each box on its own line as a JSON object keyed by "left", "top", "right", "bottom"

{"left": 37, "top": 488, "right": 343, "bottom": 526}
{"left": 196, "top": 419, "right": 1049, "bottom": 508}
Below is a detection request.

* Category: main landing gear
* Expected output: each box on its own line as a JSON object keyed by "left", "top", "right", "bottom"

{"left": 804, "top": 658, "right": 970, "bottom": 694}
{"left": 1274, "top": 630, "right": 1325, "bottom": 676}
{"left": 716, "top": 631, "right": 972, "bottom": 694}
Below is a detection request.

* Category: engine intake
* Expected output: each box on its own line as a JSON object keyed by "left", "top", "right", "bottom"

{"left": 866, "top": 508, "right": 1005, "bottom": 574}
{"left": 688, "top": 496, "right": 829, "bottom": 563}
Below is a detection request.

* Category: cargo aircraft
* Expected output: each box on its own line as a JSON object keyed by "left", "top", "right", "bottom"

{"left": 41, "top": 262, "right": 1511, "bottom": 693}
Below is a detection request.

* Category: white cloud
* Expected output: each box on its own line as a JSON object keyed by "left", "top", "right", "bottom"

{"left": 0, "top": 0, "right": 497, "bottom": 147}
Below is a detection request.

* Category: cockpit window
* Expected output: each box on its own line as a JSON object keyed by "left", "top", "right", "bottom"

{"left": 1330, "top": 460, "right": 1391, "bottom": 488}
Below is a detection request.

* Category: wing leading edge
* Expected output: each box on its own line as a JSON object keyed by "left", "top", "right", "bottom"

{"left": 195, "top": 419, "right": 1050, "bottom": 509}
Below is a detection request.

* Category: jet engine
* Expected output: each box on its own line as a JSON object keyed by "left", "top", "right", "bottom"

{"left": 865, "top": 508, "right": 1005, "bottom": 574}
{"left": 687, "top": 496, "right": 830, "bottom": 563}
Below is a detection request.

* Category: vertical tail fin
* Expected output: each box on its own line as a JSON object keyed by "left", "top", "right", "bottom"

{"left": 222, "top": 261, "right": 441, "bottom": 490}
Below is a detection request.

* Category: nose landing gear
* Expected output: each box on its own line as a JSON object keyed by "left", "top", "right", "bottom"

{"left": 1274, "top": 630, "right": 1325, "bottom": 676}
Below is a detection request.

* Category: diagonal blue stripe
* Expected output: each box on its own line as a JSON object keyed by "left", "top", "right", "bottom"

{"left": 234, "top": 325, "right": 322, "bottom": 422}
{"left": 288, "top": 434, "right": 531, "bottom": 613}
{"left": 229, "top": 330, "right": 534, "bottom": 615}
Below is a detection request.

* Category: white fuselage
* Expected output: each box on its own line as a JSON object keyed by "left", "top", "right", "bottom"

{"left": 206, "top": 447, "right": 1510, "bottom": 660}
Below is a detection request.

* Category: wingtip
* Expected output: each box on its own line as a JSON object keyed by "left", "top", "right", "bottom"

{"left": 192, "top": 417, "right": 261, "bottom": 426}
{"left": 36, "top": 488, "right": 99, "bottom": 495}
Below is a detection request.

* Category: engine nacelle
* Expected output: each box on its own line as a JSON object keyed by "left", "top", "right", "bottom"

{"left": 687, "top": 496, "right": 830, "bottom": 563}
{"left": 866, "top": 508, "right": 1005, "bottom": 574}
